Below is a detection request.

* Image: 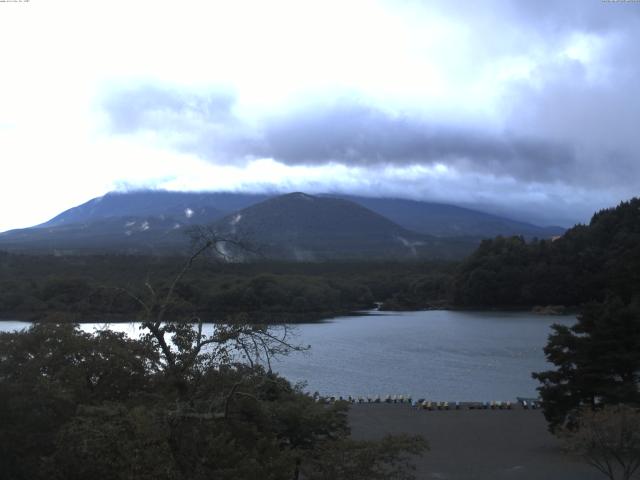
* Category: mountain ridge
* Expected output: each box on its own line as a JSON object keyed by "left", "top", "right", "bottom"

{"left": 21, "top": 189, "right": 563, "bottom": 237}
{"left": 210, "top": 192, "right": 460, "bottom": 260}
{"left": 0, "top": 190, "right": 564, "bottom": 259}
{"left": 327, "top": 194, "right": 564, "bottom": 238}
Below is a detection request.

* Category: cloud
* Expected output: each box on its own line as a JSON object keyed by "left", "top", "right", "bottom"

{"left": 507, "top": 0, "right": 640, "bottom": 33}
{"left": 103, "top": 85, "right": 236, "bottom": 134}
{"left": 257, "top": 104, "right": 577, "bottom": 182}
{"left": 96, "top": 0, "right": 640, "bottom": 199}
{"left": 102, "top": 88, "right": 578, "bottom": 184}
{"left": 102, "top": 85, "right": 261, "bottom": 161}
{"left": 5, "top": 0, "right": 640, "bottom": 233}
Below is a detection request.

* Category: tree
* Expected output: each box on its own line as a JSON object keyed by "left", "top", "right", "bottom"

{"left": 0, "top": 233, "right": 428, "bottom": 479}
{"left": 452, "top": 198, "right": 640, "bottom": 310}
{"left": 562, "top": 405, "right": 640, "bottom": 480}
{"left": 0, "top": 323, "right": 154, "bottom": 480}
{"left": 533, "top": 297, "right": 640, "bottom": 432}
{"left": 115, "top": 236, "right": 307, "bottom": 394}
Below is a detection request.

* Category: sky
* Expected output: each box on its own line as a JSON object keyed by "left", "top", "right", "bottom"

{"left": 1, "top": 0, "right": 639, "bottom": 232}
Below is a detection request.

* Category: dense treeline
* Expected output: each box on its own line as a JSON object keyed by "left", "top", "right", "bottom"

{"left": 0, "top": 322, "right": 426, "bottom": 479}
{"left": 0, "top": 253, "right": 456, "bottom": 322}
{"left": 452, "top": 198, "right": 640, "bottom": 308}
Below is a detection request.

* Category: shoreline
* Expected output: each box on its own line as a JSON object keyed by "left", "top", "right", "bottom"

{"left": 0, "top": 305, "right": 576, "bottom": 325}
{"left": 0, "top": 308, "right": 362, "bottom": 324}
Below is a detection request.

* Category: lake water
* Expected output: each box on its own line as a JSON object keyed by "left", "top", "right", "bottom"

{"left": 0, "top": 310, "right": 575, "bottom": 401}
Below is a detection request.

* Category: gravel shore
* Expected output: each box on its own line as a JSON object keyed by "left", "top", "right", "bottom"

{"left": 348, "top": 404, "right": 602, "bottom": 480}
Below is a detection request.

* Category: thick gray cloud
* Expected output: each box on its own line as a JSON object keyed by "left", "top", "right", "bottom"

{"left": 508, "top": 0, "right": 640, "bottom": 32}
{"left": 103, "top": 91, "right": 577, "bottom": 183}
{"left": 100, "top": 0, "right": 640, "bottom": 226}
{"left": 258, "top": 104, "right": 577, "bottom": 183}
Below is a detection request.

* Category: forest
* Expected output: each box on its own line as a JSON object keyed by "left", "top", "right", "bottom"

{"left": 452, "top": 198, "right": 640, "bottom": 308}
{"left": 0, "top": 321, "right": 426, "bottom": 479}
{"left": 1, "top": 198, "right": 639, "bottom": 322}
{"left": 0, "top": 253, "right": 455, "bottom": 323}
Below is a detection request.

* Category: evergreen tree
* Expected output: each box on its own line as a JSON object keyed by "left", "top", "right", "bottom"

{"left": 533, "top": 297, "right": 640, "bottom": 432}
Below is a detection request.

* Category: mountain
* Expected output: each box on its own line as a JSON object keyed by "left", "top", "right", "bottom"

{"left": 0, "top": 216, "right": 191, "bottom": 255}
{"left": 330, "top": 195, "right": 565, "bottom": 238}
{"left": 0, "top": 191, "right": 273, "bottom": 255}
{"left": 28, "top": 190, "right": 563, "bottom": 239}
{"left": 0, "top": 190, "right": 563, "bottom": 258}
{"left": 38, "top": 190, "right": 270, "bottom": 228}
{"left": 210, "top": 192, "right": 473, "bottom": 260}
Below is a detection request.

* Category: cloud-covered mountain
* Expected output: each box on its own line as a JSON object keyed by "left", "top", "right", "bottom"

{"left": 210, "top": 192, "right": 474, "bottom": 260}
{"left": 3, "top": 1, "right": 640, "bottom": 233}
{"left": 38, "top": 190, "right": 269, "bottom": 229}
{"left": 332, "top": 195, "right": 564, "bottom": 239}
{"left": 0, "top": 190, "right": 563, "bottom": 258}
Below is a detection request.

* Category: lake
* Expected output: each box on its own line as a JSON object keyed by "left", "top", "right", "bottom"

{"left": 0, "top": 310, "right": 574, "bottom": 401}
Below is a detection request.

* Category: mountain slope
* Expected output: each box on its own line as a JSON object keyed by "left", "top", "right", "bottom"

{"left": 0, "top": 192, "right": 477, "bottom": 259}
{"left": 333, "top": 195, "right": 564, "bottom": 238}
{"left": 0, "top": 190, "right": 563, "bottom": 258}
{"left": 8, "top": 190, "right": 563, "bottom": 239}
{"left": 0, "top": 216, "right": 188, "bottom": 255}
{"left": 452, "top": 197, "right": 640, "bottom": 307}
{"left": 39, "top": 190, "right": 270, "bottom": 228}
{"left": 0, "top": 191, "right": 273, "bottom": 255}
{"left": 211, "top": 193, "right": 473, "bottom": 260}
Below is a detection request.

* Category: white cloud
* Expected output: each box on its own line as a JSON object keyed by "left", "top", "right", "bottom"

{"left": 0, "top": 0, "right": 638, "bottom": 232}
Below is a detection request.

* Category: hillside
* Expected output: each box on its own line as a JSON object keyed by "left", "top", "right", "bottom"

{"left": 211, "top": 192, "right": 474, "bottom": 260}
{"left": 38, "top": 190, "right": 270, "bottom": 228}
{"left": 0, "top": 192, "right": 477, "bottom": 259}
{"left": 452, "top": 197, "right": 640, "bottom": 307}
{"left": 0, "top": 190, "right": 563, "bottom": 258}
{"left": 334, "top": 195, "right": 564, "bottom": 238}
{"left": 0, "top": 192, "right": 270, "bottom": 255}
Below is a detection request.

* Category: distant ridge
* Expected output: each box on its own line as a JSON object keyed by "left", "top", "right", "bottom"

{"left": 210, "top": 192, "right": 472, "bottom": 260}
{"left": 330, "top": 195, "right": 564, "bottom": 239}
{"left": 38, "top": 190, "right": 270, "bottom": 228}
{"left": 0, "top": 190, "right": 564, "bottom": 258}
{"left": 30, "top": 190, "right": 563, "bottom": 239}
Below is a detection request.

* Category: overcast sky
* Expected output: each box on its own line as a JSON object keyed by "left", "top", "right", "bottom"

{"left": 1, "top": 0, "right": 639, "bottom": 232}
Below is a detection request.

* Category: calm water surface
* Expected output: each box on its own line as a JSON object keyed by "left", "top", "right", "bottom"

{"left": 0, "top": 310, "right": 575, "bottom": 401}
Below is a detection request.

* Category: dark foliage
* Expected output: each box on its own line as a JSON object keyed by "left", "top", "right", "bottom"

{"left": 0, "top": 323, "right": 426, "bottom": 479}
{"left": 533, "top": 297, "right": 640, "bottom": 432}
{"left": 0, "top": 253, "right": 456, "bottom": 322}
{"left": 452, "top": 198, "right": 640, "bottom": 308}
{"left": 0, "top": 240, "right": 427, "bottom": 479}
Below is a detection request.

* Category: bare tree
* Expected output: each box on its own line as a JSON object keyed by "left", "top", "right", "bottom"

{"left": 116, "top": 232, "right": 306, "bottom": 400}
{"left": 562, "top": 405, "right": 640, "bottom": 480}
